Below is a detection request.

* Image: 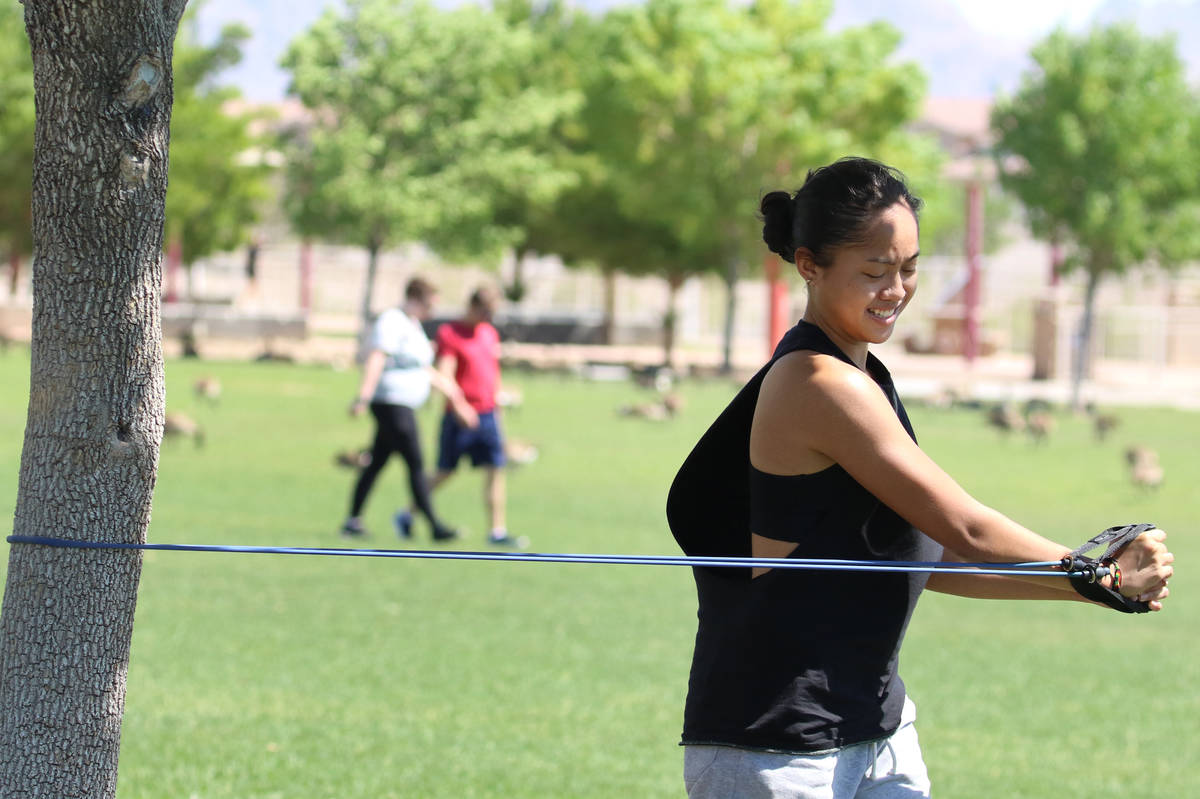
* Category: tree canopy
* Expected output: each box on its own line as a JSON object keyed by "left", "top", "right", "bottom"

{"left": 557, "top": 0, "right": 944, "bottom": 366}
{"left": 994, "top": 24, "right": 1200, "bottom": 276}
{"left": 166, "top": 7, "right": 271, "bottom": 267}
{"left": 280, "top": 0, "right": 578, "bottom": 262}
{"left": 485, "top": 0, "right": 587, "bottom": 301}
{"left": 992, "top": 23, "right": 1200, "bottom": 403}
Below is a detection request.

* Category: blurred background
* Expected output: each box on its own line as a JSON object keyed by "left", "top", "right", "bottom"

{"left": 2, "top": 0, "right": 1199, "bottom": 406}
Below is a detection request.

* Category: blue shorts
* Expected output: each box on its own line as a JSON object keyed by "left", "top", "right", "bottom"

{"left": 437, "top": 410, "right": 506, "bottom": 471}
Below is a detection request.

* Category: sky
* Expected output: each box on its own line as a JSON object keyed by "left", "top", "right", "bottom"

{"left": 193, "top": 0, "right": 1176, "bottom": 102}
{"left": 951, "top": 0, "right": 1104, "bottom": 35}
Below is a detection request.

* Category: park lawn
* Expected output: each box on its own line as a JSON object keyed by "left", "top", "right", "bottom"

{"left": 0, "top": 345, "right": 1195, "bottom": 798}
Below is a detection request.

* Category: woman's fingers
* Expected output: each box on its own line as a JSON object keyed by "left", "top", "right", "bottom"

{"left": 1136, "top": 584, "right": 1169, "bottom": 603}
{"left": 1117, "top": 530, "right": 1175, "bottom": 597}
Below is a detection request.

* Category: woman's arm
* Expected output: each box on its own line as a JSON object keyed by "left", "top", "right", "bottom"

{"left": 349, "top": 349, "right": 387, "bottom": 416}
{"left": 751, "top": 353, "right": 1173, "bottom": 602}
{"left": 927, "top": 548, "right": 1101, "bottom": 602}
{"left": 927, "top": 545, "right": 1171, "bottom": 609}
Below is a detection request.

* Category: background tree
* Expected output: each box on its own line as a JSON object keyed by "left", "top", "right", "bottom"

{"left": 280, "top": 0, "right": 577, "bottom": 334}
{"left": 484, "top": 7, "right": 634, "bottom": 343}
{"left": 488, "top": 0, "right": 586, "bottom": 304}
{"left": 992, "top": 24, "right": 1200, "bottom": 407}
{"left": 0, "top": 3, "right": 34, "bottom": 297}
{"left": 0, "top": 1, "right": 187, "bottom": 796}
{"left": 556, "top": 175, "right": 696, "bottom": 364}
{"left": 166, "top": 5, "right": 270, "bottom": 298}
{"left": 575, "top": 0, "right": 943, "bottom": 371}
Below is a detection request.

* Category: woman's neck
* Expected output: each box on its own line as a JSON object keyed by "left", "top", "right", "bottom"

{"left": 800, "top": 315, "right": 869, "bottom": 371}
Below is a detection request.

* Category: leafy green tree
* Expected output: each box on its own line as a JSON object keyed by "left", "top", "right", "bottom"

{"left": 167, "top": 6, "right": 270, "bottom": 291}
{"left": 488, "top": 0, "right": 586, "bottom": 303}
{"left": 281, "top": 0, "right": 578, "bottom": 330}
{"left": 992, "top": 24, "right": 1200, "bottom": 407}
{"left": 571, "top": 0, "right": 942, "bottom": 370}
{"left": 556, "top": 173, "right": 696, "bottom": 362}
{"left": 0, "top": 2, "right": 34, "bottom": 293}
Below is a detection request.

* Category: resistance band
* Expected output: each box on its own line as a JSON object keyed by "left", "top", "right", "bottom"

{"left": 6, "top": 534, "right": 1105, "bottom": 579}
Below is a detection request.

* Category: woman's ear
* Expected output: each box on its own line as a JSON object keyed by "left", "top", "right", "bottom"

{"left": 793, "top": 248, "right": 819, "bottom": 285}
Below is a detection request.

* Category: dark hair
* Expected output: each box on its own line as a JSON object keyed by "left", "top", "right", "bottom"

{"left": 760, "top": 157, "right": 923, "bottom": 266}
{"left": 405, "top": 277, "right": 437, "bottom": 303}
{"left": 468, "top": 284, "right": 500, "bottom": 313}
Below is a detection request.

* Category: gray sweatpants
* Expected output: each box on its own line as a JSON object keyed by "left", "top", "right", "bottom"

{"left": 683, "top": 697, "right": 930, "bottom": 798}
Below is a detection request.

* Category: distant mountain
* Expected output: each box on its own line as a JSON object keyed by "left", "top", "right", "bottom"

{"left": 829, "top": 0, "right": 1039, "bottom": 97}
{"left": 831, "top": 0, "right": 1200, "bottom": 96}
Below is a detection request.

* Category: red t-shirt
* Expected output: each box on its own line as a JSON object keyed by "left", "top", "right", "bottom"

{"left": 436, "top": 320, "right": 500, "bottom": 413}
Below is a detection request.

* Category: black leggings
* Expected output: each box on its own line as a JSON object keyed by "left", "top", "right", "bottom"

{"left": 349, "top": 402, "right": 441, "bottom": 527}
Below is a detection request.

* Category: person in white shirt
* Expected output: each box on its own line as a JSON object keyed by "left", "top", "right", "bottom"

{"left": 341, "top": 277, "right": 478, "bottom": 540}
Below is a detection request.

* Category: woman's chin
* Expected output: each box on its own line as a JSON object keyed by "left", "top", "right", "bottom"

{"left": 863, "top": 317, "right": 899, "bottom": 344}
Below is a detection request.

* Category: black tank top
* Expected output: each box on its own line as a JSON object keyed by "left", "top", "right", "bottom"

{"left": 666, "top": 320, "right": 942, "bottom": 753}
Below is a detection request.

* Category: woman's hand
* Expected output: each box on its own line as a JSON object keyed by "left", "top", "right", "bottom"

{"left": 1114, "top": 528, "right": 1174, "bottom": 610}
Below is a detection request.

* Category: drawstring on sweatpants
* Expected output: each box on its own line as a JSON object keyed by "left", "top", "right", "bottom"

{"left": 867, "top": 738, "right": 897, "bottom": 780}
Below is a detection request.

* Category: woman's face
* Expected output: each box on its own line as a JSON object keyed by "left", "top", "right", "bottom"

{"left": 799, "top": 201, "right": 919, "bottom": 355}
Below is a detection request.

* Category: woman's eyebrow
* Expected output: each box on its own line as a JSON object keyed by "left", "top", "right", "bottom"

{"left": 866, "top": 251, "right": 920, "bottom": 265}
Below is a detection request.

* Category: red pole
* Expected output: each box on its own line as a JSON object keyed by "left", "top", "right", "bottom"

{"left": 765, "top": 252, "right": 788, "bottom": 357}
{"left": 7, "top": 249, "right": 19, "bottom": 297}
{"left": 165, "top": 235, "right": 182, "bottom": 303}
{"left": 963, "top": 181, "right": 983, "bottom": 362}
{"left": 300, "top": 239, "right": 313, "bottom": 313}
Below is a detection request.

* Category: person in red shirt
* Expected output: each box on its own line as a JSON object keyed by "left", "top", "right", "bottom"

{"left": 426, "top": 285, "right": 526, "bottom": 548}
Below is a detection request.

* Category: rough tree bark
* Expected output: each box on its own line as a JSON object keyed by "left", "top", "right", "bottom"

{"left": 0, "top": 1, "right": 187, "bottom": 797}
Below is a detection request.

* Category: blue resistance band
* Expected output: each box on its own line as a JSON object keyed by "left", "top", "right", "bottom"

{"left": 5, "top": 535, "right": 1091, "bottom": 578}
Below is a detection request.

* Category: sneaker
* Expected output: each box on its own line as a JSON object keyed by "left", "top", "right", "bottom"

{"left": 341, "top": 518, "right": 368, "bottom": 538}
{"left": 432, "top": 525, "right": 460, "bottom": 542}
{"left": 487, "top": 532, "right": 530, "bottom": 550}
{"left": 393, "top": 510, "right": 413, "bottom": 540}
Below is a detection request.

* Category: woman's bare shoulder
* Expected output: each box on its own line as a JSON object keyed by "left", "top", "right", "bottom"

{"left": 761, "top": 350, "right": 878, "bottom": 407}
{"left": 752, "top": 351, "right": 885, "bottom": 473}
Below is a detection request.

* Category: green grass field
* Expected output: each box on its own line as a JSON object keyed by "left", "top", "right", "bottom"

{"left": 0, "top": 345, "right": 1196, "bottom": 798}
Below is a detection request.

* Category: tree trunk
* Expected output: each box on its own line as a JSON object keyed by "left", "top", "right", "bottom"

{"left": 720, "top": 256, "right": 740, "bottom": 374}
{"left": 601, "top": 268, "right": 617, "bottom": 346}
{"left": 357, "top": 237, "right": 382, "bottom": 362}
{"left": 0, "top": 2, "right": 186, "bottom": 797}
{"left": 662, "top": 272, "right": 684, "bottom": 370}
{"left": 506, "top": 246, "right": 528, "bottom": 303}
{"left": 1069, "top": 267, "right": 1102, "bottom": 411}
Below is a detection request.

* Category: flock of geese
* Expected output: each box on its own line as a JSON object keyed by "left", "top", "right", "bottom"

{"left": 982, "top": 398, "right": 1164, "bottom": 490}
{"left": 163, "top": 371, "right": 1166, "bottom": 493}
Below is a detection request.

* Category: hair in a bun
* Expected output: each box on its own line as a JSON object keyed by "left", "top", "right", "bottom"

{"left": 759, "top": 191, "right": 796, "bottom": 263}
{"left": 760, "top": 157, "right": 921, "bottom": 267}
